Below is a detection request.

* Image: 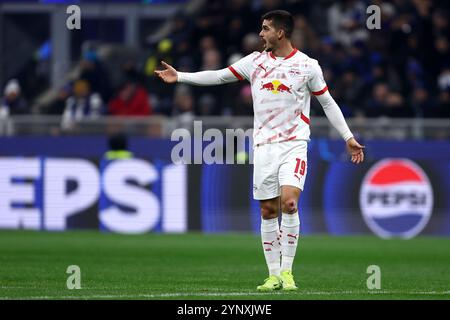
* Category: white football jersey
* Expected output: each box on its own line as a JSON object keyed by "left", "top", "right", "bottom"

{"left": 228, "top": 49, "right": 328, "bottom": 146}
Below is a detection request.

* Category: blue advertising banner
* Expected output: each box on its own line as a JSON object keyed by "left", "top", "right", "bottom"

{"left": 0, "top": 137, "right": 449, "bottom": 237}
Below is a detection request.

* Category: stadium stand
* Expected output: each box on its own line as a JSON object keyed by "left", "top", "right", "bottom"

{"left": 0, "top": 0, "right": 449, "bottom": 138}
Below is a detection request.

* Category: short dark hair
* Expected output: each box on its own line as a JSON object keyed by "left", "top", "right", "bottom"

{"left": 261, "top": 10, "right": 294, "bottom": 39}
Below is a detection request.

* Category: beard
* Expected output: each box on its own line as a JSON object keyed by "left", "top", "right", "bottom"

{"left": 263, "top": 41, "right": 273, "bottom": 52}
{"left": 262, "top": 38, "right": 276, "bottom": 52}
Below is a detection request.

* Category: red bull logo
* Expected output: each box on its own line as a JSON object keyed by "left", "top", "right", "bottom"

{"left": 260, "top": 80, "right": 291, "bottom": 94}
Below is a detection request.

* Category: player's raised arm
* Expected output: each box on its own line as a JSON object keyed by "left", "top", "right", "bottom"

{"left": 155, "top": 60, "right": 244, "bottom": 86}
{"left": 308, "top": 61, "right": 365, "bottom": 164}
{"left": 155, "top": 53, "right": 255, "bottom": 86}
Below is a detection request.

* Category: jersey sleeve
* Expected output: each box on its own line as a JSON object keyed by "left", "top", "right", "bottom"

{"left": 177, "top": 68, "right": 238, "bottom": 86}
{"left": 176, "top": 52, "right": 258, "bottom": 86}
{"left": 228, "top": 52, "right": 257, "bottom": 82}
{"left": 307, "top": 60, "right": 329, "bottom": 96}
{"left": 315, "top": 91, "right": 354, "bottom": 141}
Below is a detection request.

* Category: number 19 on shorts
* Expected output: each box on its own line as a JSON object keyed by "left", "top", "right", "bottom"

{"left": 294, "top": 158, "right": 306, "bottom": 177}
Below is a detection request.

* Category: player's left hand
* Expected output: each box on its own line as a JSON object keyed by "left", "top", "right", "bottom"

{"left": 346, "top": 137, "right": 365, "bottom": 164}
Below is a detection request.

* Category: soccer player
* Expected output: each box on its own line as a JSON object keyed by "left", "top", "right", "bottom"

{"left": 156, "top": 10, "right": 365, "bottom": 291}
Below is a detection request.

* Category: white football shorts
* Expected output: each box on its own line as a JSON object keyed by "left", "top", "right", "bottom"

{"left": 253, "top": 140, "right": 308, "bottom": 200}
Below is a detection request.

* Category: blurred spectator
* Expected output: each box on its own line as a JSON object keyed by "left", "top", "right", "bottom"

{"left": 221, "top": 54, "right": 246, "bottom": 116}
{"left": 193, "top": 48, "right": 225, "bottom": 113}
{"left": 168, "top": 15, "right": 193, "bottom": 45}
{"left": 104, "top": 132, "right": 134, "bottom": 160}
{"left": 198, "top": 94, "right": 217, "bottom": 116}
{"left": 45, "top": 84, "right": 71, "bottom": 115}
{"left": 411, "top": 86, "right": 436, "bottom": 118}
{"left": 437, "top": 88, "right": 450, "bottom": 118}
{"left": 108, "top": 81, "right": 152, "bottom": 116}
{"left": 432, "top": 9, "right": 449, "bottom": 38}
{"left": 191, "top": 0, "right": 225, "bottom": 47}
{"left": 252, "top": 0, "right": 284, "bottom": 29}
{"left": 291, "top": 15, "right": 319, "bottom": 54}
{"left": 144, "top": 39, "right": 175, "bottom": 116}
{"left": 0, "top": 79, "right": 28, "bottom": 116}
{"left": 61, "top": 80, "right": 103, "bottom": 131}
{"left": 365, "top": 82, "right": 415, "bottom": 117}
{"left": 433, "top": 37, "right": 450, "bottom": 77}
{"left": 121, "top": 60, "right": 146, "bottom": 86}
{"left": 385, "top": 91, "right": 413, "bottom": 117}
{"left": 367, "top": 0, "right": 396, "bottom": 53}
{"left": 201, "top": 49, "right": 222, "bottom": 71}
{"left": 226, "top": 17, "right": 248, "bottom": 55}
{"left": 242, "top": 33, "right": 261, "bottom": 55}
{"left": 333, "top": 69, "right": 364, "bottom": 116}
{"left": 365, "top": 82, "right": 390, "bottom": 117}
{"left": 316, "top": 37, "right": 337, "bottom": 70}
{"left": 235, "top": 85, "right": 254, "bottom": 116}
{"left": 346, "top": 41, "right": 370, "bottom": 80}
{"left": 438, "top": 68, "right": 450, "bottom": 92}
{"left": 198, "top": 37, "right": 219, "bottom": 56}
{"left": 79, "top": 49, "right": 113, "bottom": 102}
{"left": 144, "top": 39, "right": 174, "bottom": 78}
{"left": 367, "top": 53, "right": 388, "bottom": 84}
{"left": 405, "top": 58, "right": 426, "bottom": 93}
{"left": 173, "top": 84, "right": 195, "bottom": 129}
{"left": 173, "top": 34, "right": 195, "bottom": 72}
{"left": 327, "top": 0, "right": 369, "bottom": 47}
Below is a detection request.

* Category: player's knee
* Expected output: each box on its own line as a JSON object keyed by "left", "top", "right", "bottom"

{"left": 281, "top": 199, "right": 297, "bottom": 214}
{"left": 260, "top": 203, "right": 278, "bottom": 219}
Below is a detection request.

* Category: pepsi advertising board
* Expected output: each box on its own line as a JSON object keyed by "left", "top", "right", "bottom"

{"left": 0, "top": 137, "right": 449, "bottom": 238}
{"left": 360, "top": 159, "right": 433, "bottom": 239}
{"left": 0, "top": 157, "right": 187, "bottom": 233}
{"left": 314, "top": 140, "right": 450, "bottom": 238}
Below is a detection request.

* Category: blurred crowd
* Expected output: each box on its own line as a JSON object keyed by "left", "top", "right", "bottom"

{"left": 1, "top": 0, "right": 449, "bottom": 129}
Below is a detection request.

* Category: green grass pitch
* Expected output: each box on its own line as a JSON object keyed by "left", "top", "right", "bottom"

{"left": 0, "top": 230, "right": 449, "bottom": 300}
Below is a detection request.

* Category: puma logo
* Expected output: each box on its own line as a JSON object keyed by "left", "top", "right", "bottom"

{"left": 287, "top": 234, "right": 298, "bottom": 239}
{"left": 258, "top": 63, "right": 267, "bottom": 72}
{"left": 263, "top": 241, "right": 275, "bottom": 246}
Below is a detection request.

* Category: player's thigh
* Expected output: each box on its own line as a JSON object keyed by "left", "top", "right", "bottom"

{"left": 253, "top": 144, "right": 280, "bottom": 200}
{"left": 278, "top": 141, "right": 308, "bottom": 192}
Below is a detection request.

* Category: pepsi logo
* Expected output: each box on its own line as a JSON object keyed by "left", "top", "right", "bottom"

{"left": 360, "top": 159, "right": 433, "bottom": 239}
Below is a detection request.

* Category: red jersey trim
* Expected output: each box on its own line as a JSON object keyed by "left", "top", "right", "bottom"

{"left": 228, "top": 66, "right": 244, "bottom": 81}
{"left": 311, "top": 86, "right": 328, "bottom": 96}
{"left": 300, "top": 112, "right": 310, "bottom": 125}
{"left": 269, "top": 48, "right": 298, "bottom": 60}
{"left": 285, "top": 135, "right": 297, "bottom": 141}
{"left": 284, "top": 48, "right": 298, "bottom": 60}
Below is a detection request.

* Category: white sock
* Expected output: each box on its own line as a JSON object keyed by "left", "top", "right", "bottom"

{"left": 280, "top": 212, "right": 300, "bottom": 272}
{"left": 261, "top": 217, "right": 281, "bottom": 277}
